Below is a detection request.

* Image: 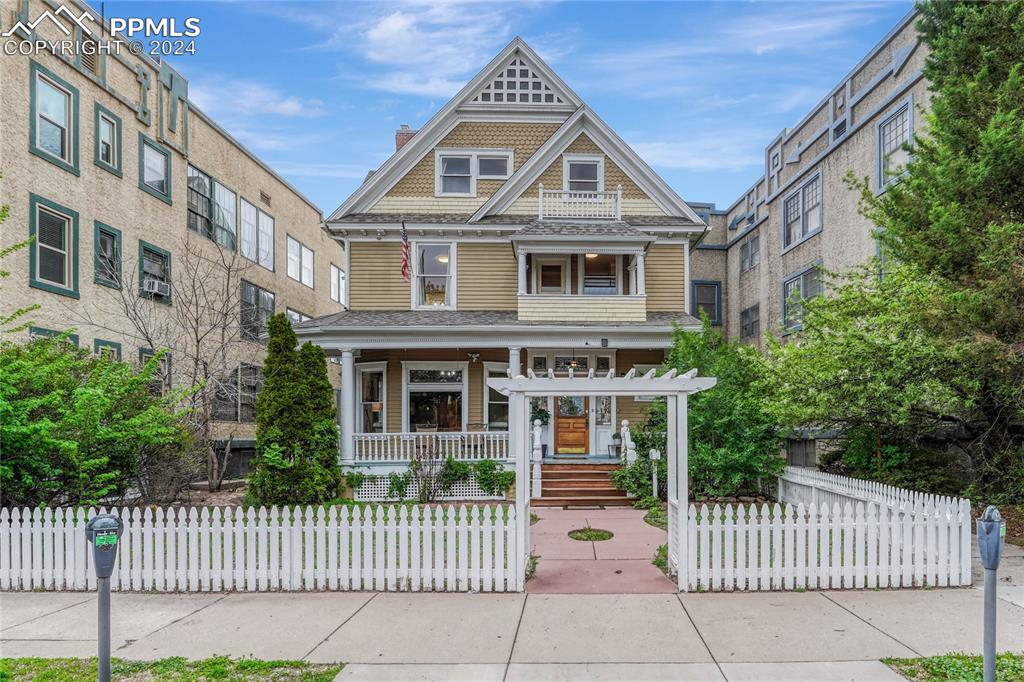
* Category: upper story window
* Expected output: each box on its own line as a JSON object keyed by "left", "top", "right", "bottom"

{"left": 240, "top": 199, "right": 274, "bottom": 271}
{"left": 240, "top": 280, "right": 275, "bottom": 341}
{"left": 878, "top": 103, "right": 911, "bottom": 189}
{"left": 691, "top": 281, "right": 721, "bottom": 326}
{"left": 95, "top": 222, "right": 121, "bottom": 288}
{"left": 212, "top": 183, "right": 237, "bottom": 250}
{"left": 187, "top": 165, "right": 212, "bottom": 236}
{"left": 414, "top": 243, "right": 454, "bottom": 308}
{"left": 29, "top": 194, "right": 78, "bottom": 299}
{"left": 139, "top": 134, "right": 172, "bottom": 204}
{"left": 582, "top": 254, "right": 618, "bottom": 295}
{"left": 740, "top": 234, "right": 760, "bottom": 273}
{"left": 286, "top": 308, "right": 311, "bottom": 325}
{"left": 139, "top": 349, "right": 172, "bottom": 396}
{"left": 330, "top": 263, "right": 346, "bottom": 304}
{"left": 434, "top": 150, "right": 513, "bottom": 197}
{"left": 782, "top": 174, "right": 822, "bottom": 251}
{"left": 563, "top": 155, "right": 603, "bottom": 192}
{"left": 139, "top": 241, "right": 172, "bottom": 303}
{"left": 783, "top": 263, "right": 823, "bottom": 330}
{"left": 287, "top": 236, "right": 314, "bottom": 288}
{"left": 31, "top": 62, "right": 78, "bottom": 174}
{"left": 94, "top": 104, "right": 121, "bottom": 176}
{"left": 740, "top": 304, "right": 760, "bottom": 339}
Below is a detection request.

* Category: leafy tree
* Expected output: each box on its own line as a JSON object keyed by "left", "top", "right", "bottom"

{"left": 0, "top": 177, "right": 40, "bottom": 334}
{"left": 247, "top": 314, "right": 340, "bottom": 505}
{"left": 616, "top": 319, "right": 783, "bottom": 499}
{"left": 767, "top": 1, "right": 1024, "bottom": 501}
{"left": 0, "top": 337, "right": 192, "bottom": 506}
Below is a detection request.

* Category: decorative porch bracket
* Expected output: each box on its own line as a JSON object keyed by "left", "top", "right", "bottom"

{"left": 488, "top": 367, "right": 717, "bottom": 591}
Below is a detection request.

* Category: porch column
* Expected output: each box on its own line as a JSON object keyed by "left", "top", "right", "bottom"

{"left": 509, "top": 346, "right": 522, "bottom": 377}
{"left": 517, "top": 250, "right": 527, "bottom": 295}
{"left": 636, "top": 252, "right": 647, "bottom": 295}
{"left": 339, "top": 348, "right": 356, "bottom": 465}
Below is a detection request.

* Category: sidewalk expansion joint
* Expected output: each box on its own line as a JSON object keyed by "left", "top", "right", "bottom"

{"left": 301, "top": 592, "right": 378, "bottom": 662}
{"left": 819, "top": 592, "right": 922, "bottom": 658}
{"left": 676, "top": 593, "right": 727, "bottom": 681}
{"left": 502, "top": 593, "right": 530, "bottom": 682}
{"left": 114, "top": 593, "right": 228, "bottom": 651}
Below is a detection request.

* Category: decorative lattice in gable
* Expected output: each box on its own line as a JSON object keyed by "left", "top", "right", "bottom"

{"left": 470, "top": 55, "right": 566, "bottom": 105}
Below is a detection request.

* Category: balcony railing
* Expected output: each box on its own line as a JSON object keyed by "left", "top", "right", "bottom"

{"left": 353, "top": 432, "right": 510, "bottom": 463}
{"left": 538, "top": 183, "right": 622, "bottom": 221}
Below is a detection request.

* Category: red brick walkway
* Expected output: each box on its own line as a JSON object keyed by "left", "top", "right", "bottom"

{"left": 527, "top": 507, "right": 676, "bottom": 593}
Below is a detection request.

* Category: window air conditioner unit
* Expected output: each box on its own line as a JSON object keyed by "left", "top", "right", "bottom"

{"left": 143, "top": 279, "right": 171, "bottom": 297}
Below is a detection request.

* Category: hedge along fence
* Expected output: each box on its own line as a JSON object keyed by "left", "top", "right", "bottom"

{"left": 0, "top": 505, "right": 520, "bottom": 593}
{"left": 685, "top": 498, "right": 973, "bottom": 592}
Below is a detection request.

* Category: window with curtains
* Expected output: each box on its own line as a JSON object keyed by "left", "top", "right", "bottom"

{"left": 35, "top": 206, "right": 72, "bottom": 289}
{"left": 357, "top": 364, "right": 386, "bottom": 433}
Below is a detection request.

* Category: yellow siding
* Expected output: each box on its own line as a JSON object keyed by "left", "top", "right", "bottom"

{"left": 646, "top": 244, "right": 686, "bottom": 312}
{"left": 615, "top": 349, "right": 666, "bottom": 428}
{"left": 457, "top": 243, "right": 518, "bottom": 310}
{"left": 349, "top": 242, "right": 410, "bottom": 310}
{"left": 517, "top": 296, "right": 646, "bottom": 321}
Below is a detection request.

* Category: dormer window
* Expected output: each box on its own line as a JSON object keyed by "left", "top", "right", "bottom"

{"left": 563, "top": 155, "right": 603, "bottom": 193}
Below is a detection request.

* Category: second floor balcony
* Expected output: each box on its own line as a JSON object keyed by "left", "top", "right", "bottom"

{"left": 538, "top": 183, "right": 622, "bottom": 221}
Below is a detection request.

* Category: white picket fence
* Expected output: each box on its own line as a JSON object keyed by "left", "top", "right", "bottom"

{"left": 778, "top": 466, "right": 967, "bottom": 515}
{"left": 0, "top": 505, "right": 520, "bottom": 593}
{"left": 685, "top": 499, "right": 973, "bottom": 592}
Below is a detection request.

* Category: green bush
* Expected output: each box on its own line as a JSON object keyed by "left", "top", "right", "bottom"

{"left": 614, "top": 318, "right": 783, "bottom": 500}
{"left": 0, "top": 337, "right": 193, "bottom": 506}
{"left": 247, "top": 315, "right": 340, "bottom": 505}
{"left": 472, "top": 459, "right": 515, "bottom": 496}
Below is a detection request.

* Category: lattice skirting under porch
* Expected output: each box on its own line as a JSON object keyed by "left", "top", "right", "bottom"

{"left": 354, "top": 475, "right": 505, "bottom": 502}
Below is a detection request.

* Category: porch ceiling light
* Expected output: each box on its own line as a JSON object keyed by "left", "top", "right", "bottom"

{"left": 585, "top": 253, "right": 598, "bottom": 259}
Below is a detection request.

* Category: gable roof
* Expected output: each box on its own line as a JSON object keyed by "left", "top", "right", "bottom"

{"left": 469, "top": 106, "right": 704, "bottom": 224}
{"left": 326, "top": 37, "right": 582, "bottom": 221}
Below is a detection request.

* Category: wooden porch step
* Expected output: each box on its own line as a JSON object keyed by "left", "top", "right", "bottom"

{"left": 531, "top": 496, "right": 634, "bottom": 507}
{"left": 543, "top": 478, "right": 620, "bottom": 488}
{"left": 541, "top": 486, "right": 627, "bottom": 498}
{"left": 541, "top": 463, "right": 620, "bottom": 472}
{"left": 541, "top": 470, "right": 617, "bottom": 481}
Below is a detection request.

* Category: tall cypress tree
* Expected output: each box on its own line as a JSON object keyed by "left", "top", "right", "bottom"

{"left": 248, "top": 314, "right": 340, "bottom": 504}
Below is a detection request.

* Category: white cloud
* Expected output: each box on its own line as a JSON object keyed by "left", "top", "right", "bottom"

{"left": 629, "top": 129, "right": 773, "bottom": 172}
{"left": 190, "top": 77, "right": 327, "bottom": 119}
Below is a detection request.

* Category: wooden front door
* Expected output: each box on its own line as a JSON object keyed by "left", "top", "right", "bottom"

{"left": 555, "top": 396, "right": 588, "bottom": 454}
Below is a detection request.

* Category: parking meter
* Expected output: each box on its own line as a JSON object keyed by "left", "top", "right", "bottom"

{"left": 86, "top": 514, "right": 122, "bottom": 682}
{"left": 977, "top": 506, "right": 1005, "bottom": 682}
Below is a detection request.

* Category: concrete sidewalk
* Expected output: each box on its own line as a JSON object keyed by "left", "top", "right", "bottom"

{"left": 2, "top": 587, "right": 1022, "bottom": 681}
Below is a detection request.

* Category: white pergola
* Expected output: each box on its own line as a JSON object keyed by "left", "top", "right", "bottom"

{"left": 488, "top": 367, "right": 716, "bottom": 591}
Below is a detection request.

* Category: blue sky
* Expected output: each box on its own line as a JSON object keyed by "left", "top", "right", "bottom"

{"left": 107, "top": 1, "right": 912, "bottom": 215}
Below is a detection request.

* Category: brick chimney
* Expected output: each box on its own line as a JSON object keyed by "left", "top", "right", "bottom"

{"left": 395, "top": 124, "right": 416, "bottom": 151}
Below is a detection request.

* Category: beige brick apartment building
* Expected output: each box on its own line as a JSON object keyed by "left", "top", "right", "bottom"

{"left": 0, "top": 0, "right": 346, "bottom": 468}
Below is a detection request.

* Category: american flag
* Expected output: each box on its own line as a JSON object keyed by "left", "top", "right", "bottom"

{"left": 400, "top": 221, "right": 411, "bottom": 282}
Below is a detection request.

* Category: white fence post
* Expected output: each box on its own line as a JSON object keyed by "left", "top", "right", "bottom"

{"left": 531, "top": 419, "right": 543, "bottom": 499}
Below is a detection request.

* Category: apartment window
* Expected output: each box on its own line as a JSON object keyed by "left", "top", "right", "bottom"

{"left": 240, "top": 280, "right": 275, "bottom": 341}
{"left": 740, "top": 234, "right": 760, "bottom": 273}
{"left": 437, "top": 154, "right": 472, "bottom": 195}
{"left": 94, "top": 222, "right": 121, "bottom": 288}
{"left": 139, "top": 241, "right": 172, "bottom": 303}
{"left": 139, "top": 134, "right": 171, "bottom": 204}
{"left": 564, "top": 155, "right": 602, "bottom": 192}
{"left": 782, "top": 174, "right": 822, "bottom": 250}
{"left": 187, "top": 166, "right": 212, "bottom": 237}
{"left": 691, "top": 281, "right": 721, "bottom": 325}
{"left": 405, "top": 363, "right": 466, "bottom": 432}
{"left": 29, "top": 195, "right": 78, "bottom": 298}
{"left": 879, "top": 103, "right": 911, "bottom": 188}
{"left": 240, "top": 200, "right": 274, "bottom": 270}
{"left": 286, "top": 308, "right": 311, "bottom": 325}
{"left": 357, "top": 363, "right": 386, "bottom": 433}
{"left": 740, "top": 304, "right": 760, "bottom": 339}
{"left": 93, "top": 339, "right": 121, "bottom": 360}
{"left": 287, "top": 236, "right": 314, "bottom": 288}
{"left": 31, "top": 62, "right": 78, "bottom": 174}
{"left": 783, "top": 264, "right": 823, "bottom": 330}
{"left": 414, "top": 243, "right": 453, "bottom": 308}
{"left": 582, "top": 254, "right": 618, "bottom": 295}
{"left": 832, "top": 119, "right": 847, "bottom": 141}
{"left": 139, "top": 348, "right": 171, "bottom": 396}
{"left": 485, "top": 363, "right": 509, "bottom": 431}
{"left": 94, "top": 104, "right": 121, "bottom": 175}
{"left": 330, "top": 263, "right": 345, "bottom": 304}
{"left": 30, "top": 326, "right": 79, "bottom": 347}
{"left": 212, "top": 182, "right": 237, "bottom": 250}
{"left": 213, "top": 365, "right": 261, "bottom": 422}
{"left": 786, "top": 438, "right": 816, "bottom": 467}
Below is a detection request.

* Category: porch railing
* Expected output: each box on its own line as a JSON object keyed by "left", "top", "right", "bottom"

{"left": 538, "top": 183, "right": 622, "bottom": 221}
{"left": 353, "top": 432, "right": 510, "bottom": 463}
